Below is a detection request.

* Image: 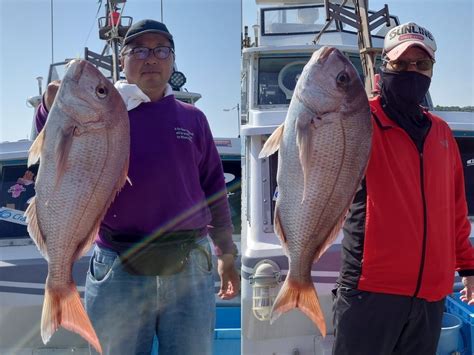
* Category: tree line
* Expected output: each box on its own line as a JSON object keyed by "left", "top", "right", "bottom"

{"left": 434, "top": 105, "right": 474, "bottom": 112}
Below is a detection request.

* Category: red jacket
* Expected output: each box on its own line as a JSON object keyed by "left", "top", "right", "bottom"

{"left": 341, "top": 96, "right": 474, "bottom": 301}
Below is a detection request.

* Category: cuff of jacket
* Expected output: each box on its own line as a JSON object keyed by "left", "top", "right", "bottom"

{"left": 209, "top": 228, "right": 236, "bottom": 256}
{"left": 35, "top": 99, "right": 49, "bottom": 133}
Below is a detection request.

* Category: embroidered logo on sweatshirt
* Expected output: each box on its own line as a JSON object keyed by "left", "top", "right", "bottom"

{"left": 439, "top": 139, "right": 449, "bottom": 148}
{"left": 174, "top": 127, "right": 194, "bottom": 142}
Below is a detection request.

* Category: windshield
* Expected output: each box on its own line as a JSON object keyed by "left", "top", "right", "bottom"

{"left": 257, "top": 53, "right": 380, "bottom": 107}
{"left": 262, "top": 5, "right": 335, "bottom": 36}
{"left": 258, "top": 56, "right": 310, "bottom": 106}
{"left": 261, "top": 5, "right": 399, "bottom": 38}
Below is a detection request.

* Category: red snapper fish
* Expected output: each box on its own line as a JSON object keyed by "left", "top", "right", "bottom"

{"left": 25, "top": 59, "right": 130, "bottom": 353}
{"left": 259, "top": 47, "right": 372, "bottom": 336}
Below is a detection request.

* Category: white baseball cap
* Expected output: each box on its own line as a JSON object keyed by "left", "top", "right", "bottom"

{"left": 383, "top": 22, "right": 436, "bottom": 60}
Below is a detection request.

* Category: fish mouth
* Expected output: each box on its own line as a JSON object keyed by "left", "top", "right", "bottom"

{"left": 319, "top": 47, "right": 335, "bottom": 60}
{"left": 317, "top": 47, "right": 346, "bottom": 65}
{"left": 72, "top": 61, "right": 86, "bottom": 81}
{"left": 64, "top": 60, "right": 87, "bottom": 82}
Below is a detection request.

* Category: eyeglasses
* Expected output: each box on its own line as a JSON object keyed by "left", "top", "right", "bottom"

{"left": 124, "top": 46, "right": 174, "bottom": 60}
{"left": 386, "top": 59, "right": 435, "bottom": 72}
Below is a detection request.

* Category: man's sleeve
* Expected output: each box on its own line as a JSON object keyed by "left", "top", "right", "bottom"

{"left": 35, "top": 99, "right": 49, "bottom": 133}
{"left": 198, "top": 113, "right": 236, "bottom": 256}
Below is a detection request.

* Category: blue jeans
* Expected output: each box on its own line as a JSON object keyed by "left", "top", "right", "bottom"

{"left": 85, "top": 236, "right": 215, "bottom": 355}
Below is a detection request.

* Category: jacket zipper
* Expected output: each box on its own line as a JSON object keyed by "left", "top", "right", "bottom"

{"left": 414, "top": 151, "right": 428, "bottom": 297}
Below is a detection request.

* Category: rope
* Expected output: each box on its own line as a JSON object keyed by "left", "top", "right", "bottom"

{"left": 83, "top": 0, "right": 103, "bottom": 49}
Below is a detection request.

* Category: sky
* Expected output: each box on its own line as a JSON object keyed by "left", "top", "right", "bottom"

{"left": 0, "top": 0, "right": 241, "bottom": 142}
{"left": 0, "top": 0, "right": 473, "bottom": 143}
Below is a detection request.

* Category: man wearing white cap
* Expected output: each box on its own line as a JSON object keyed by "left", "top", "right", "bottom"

{"left": 332, "top": 22, "right": 474, "bottom": 354}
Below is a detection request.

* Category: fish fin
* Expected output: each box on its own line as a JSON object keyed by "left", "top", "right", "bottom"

{"left": 55, "top": 125, "right": 76, "bottom": 189}
{"left": 24, "top": 197, "right": 49, "bottom": 260}
{"left": 274, "top": 206, "right": 287, "bottom": 245}
{"left": 28, "top": 129, "right": 45, "bottom": 166}
{"left": 296, "top": 118, "right": 313, "bottom": 203}
{"left": 74, "top": 223, "right": 101, "bottom": 260}
{"left": 259, "top": 124, "right": 284, "bottom": 158}
{"left": 270, "top": 278, "right": 326, "bottom": 337}
{"left": 313, "top": 211, "right": 347, "bottom": 262}
{"left": 126, "top": 176, "right": 132, "bottom": 186}
{"left": 41, "top": 284, "right": 102, "bottom": 354}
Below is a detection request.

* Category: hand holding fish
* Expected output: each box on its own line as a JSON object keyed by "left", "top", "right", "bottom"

{"left": 460, "top": 276, "right": 474, "bottom": 305}
{"left": 44, "top": 80, "right": 61, "bottom": 111}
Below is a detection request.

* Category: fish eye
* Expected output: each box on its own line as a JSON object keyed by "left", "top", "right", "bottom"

{"left": 336, "top": 71, "right": 350, "bottom": 86}
{"left": 95, "top": 85, "right": 108, "bottom": 99}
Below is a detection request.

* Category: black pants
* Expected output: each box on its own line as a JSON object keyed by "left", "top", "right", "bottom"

{"left": 332, "top": 287, "right": 445, "bottom": 355}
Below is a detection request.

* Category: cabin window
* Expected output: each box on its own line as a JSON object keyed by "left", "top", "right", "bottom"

{"left": 258, "top": 56, "right": 310, "bottom": 107}
{"left": 241, "top": 68, "right": 249, "bottom": 124}
{"left": 257, "top": 53, "right": 385, "bottom": 108}
{"left": 244, "top": 136, "right": 251, "bottom": 226}
{"left": 261, "top": 5, "right": 335, "bottom": 36}
{"left": 259, "top": 134, "right": 474, "bottom": 232}
{"left": 0, "top": 162, "right": 38, "bottom": 239}
{"left": 456, "top": 136, "right": 474, "bottom": 217}
{"left": 260, "top": 135, "right": 279, "bottom": 233}
{"left": 221, "top": 159, "right": 242, "bottom": 234}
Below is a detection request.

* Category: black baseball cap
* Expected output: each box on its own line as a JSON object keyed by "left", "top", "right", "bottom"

{"left": 123, "top": 19, "right": 174, "bottom": 48}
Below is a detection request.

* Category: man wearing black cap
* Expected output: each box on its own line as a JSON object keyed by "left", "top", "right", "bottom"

{"left": 119, "top": 19, "right": 176, "bottom": 102}
{"left": 332, "top": 22, "right": 474, "bottom": 354}
{"left": 36, "top": 19, "right": 240, "bottom": 355}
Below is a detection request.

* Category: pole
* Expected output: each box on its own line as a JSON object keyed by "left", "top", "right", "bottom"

{"left": 111, "top": 38, "right": 121, "bottom": 83}
{"left": 106, "top": 2, "right": 121, "bottom": 83}
{"left": 37, "top": 77, "right": 43, "bottom": 96}
{"left": 50, "top": 0, "right": 54, "bottom": 63}
{"left": 161, "top": 0, "right": 164, "bottom": 22}
{"left": 237, "top": 103, "right": 240, "bottom": 138}
{"left": 356, "top": 0, "right": 377, "bottom": 96}
{"left": 240, "top": 0, "right": 243, "bottom": 50}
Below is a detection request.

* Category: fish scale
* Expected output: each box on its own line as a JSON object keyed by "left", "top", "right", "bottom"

{"left": 282, "top": 116, "right": 348, "bottom": 279}
{"left": 259, "top": 46, "right": 372, "bottom": 336}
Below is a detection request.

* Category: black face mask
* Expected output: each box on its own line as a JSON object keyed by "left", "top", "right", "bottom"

{"left": 379, "top": 68, "right": 432, "bottom": 152}
{"left": 380, "top": 68, "right": 431, "bottom": 108}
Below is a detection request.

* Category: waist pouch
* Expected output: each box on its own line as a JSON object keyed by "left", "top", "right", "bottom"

{"left": 101, "top": 228, "right": 207, "bottom": 276}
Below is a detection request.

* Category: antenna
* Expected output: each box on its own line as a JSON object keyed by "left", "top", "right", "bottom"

{"left": 50, "top": 0, "right": 54, "bottom": 63}
{"left": 36, "top": 77, "right": 43, "bottom": 96}
{"left": 161, "top": 0, "right": 164, "bottom": 22}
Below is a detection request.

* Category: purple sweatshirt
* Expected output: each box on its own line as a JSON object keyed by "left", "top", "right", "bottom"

{"left": 35, "top": 95, "right": 234, "bottom": 255}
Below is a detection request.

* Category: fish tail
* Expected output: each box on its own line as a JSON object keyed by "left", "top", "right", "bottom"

{"left": 270, "top": 278, "right": 327, "bottom": 337}
{"left": 41, "top": 284, "right": 102, "bottom": 354}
